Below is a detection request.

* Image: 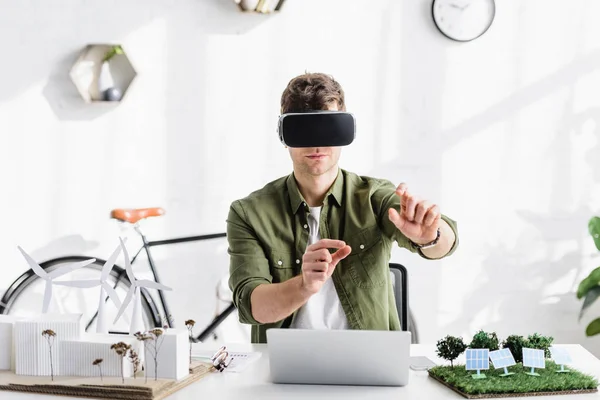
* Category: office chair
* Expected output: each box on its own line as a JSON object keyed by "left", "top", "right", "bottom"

{"left": 389, "top": 263, "right": 419, "bottom": 344}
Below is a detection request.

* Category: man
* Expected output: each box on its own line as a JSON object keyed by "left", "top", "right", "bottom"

{"left": 228, "top": 72, "right": 458, "bottom": 344}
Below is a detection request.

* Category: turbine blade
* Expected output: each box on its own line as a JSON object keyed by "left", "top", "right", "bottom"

{"left": 17, "top": 246, "right": 47, "bottom": 278}
{"left": 113, "top": 286, "right": 135, "bottom": 324}
{"left": 53, "top": 279, "right": 100, "bottom": 288}
{"left": 42, "top": 280, "right": 52, "bottom": 313}
{"left": 102, "top": 282, "right": 122, "bottom": 310}
{"left": 48, "top": 258, "right": 96, "bottom": 279}
{"left": 136, "top": 279, "right": 172, "bottom": 291}
{"left": 119, "top": 237, "right": 135, "bottom": 283}
{"left": 102, "top": 240, "right": 125, "bottom": 281}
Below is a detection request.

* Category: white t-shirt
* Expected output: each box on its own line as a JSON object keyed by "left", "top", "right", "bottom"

{"left": 290, "top": 206, "right": 349, "bottom": 330}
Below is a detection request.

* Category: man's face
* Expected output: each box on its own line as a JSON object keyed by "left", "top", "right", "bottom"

{"left": 287, "top": 103, "right": 342, "bottom": 177}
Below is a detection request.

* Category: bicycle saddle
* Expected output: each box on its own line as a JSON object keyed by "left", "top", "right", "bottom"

{"left": 110, "top": 207, "right": 165, "bottom": 224}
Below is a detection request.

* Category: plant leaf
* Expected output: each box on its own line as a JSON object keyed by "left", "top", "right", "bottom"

{"left": 577, "top": 266, "right": 600, "bottom": 299}
{"left": 586, "top": 318, "right": 600, "bottom": 336}
{"left": 590, "top": 217, "right": 600, "bottom": 252}
{"left": 579, "top": 286, "right": 600, "bottom": 321}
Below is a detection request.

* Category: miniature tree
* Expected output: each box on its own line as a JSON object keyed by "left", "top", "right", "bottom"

{"left": 111, "top": 342, "right": 132, "bottom": 384}
{"left": 93, "top": 359, "right": 104, "bottom": 382}
{"left": 525, "top": 333, "right": 554, "bottom": 358}
{"left": 128, "top": 349, "right": 141, "bottom": 379}
{"left": 136, "top": 329, "right": 165, "bottom": 382}
{"left": 436, "top": 335, "right": 467, "bottom": 368}
{"left": 41, "top": 329, "right": 56, "bottom": 381}
{"left": 185, "top": 319, "right": 196, "bottom": 367}
{"left": 469, "top": 329, "right": 500, "bottom": 351}
{"left": 134, "top": 331, "right": 152, "bottom": 383}
{"left": 502, "top": 335, "right": 527, "bottom": 363}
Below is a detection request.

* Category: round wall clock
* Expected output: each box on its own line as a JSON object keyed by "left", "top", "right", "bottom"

{"left": 432, "top": 0, "right": 495, "bottom": 42}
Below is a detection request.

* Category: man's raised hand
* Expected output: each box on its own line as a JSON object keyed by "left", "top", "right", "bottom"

{"left": 300, "top": 239, "right": 351, "bottom": 295}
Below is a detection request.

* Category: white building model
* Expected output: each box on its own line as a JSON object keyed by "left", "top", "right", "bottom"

{"left": 60, "top": 333, "right": 141, "bottom": 378}
{"left": 0, "top": 239, "right": 191, "bottom": 382}
{"left": 15, "top": 313, "right": 82, "bottom": 376}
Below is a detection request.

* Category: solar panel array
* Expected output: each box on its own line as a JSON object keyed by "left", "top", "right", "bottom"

{"left": 465, "top": 348, "right": 490, "bottom": 371}
{"left": 549, "top": 346, "right": 572, "bottom": 365}
{"left": 522, "top": 348, "right": 545, "bottom": 369}
{"left": 489, "top": 348, "right": 516, "bottom": 369}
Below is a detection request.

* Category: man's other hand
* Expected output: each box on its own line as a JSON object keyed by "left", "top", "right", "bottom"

{"left": 301, "top": 239, "right": 351, "bottom": 295}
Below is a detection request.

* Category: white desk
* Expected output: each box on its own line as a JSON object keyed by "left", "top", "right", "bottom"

{"left": 2, "top": 344, "right": 599, "bottom": 399}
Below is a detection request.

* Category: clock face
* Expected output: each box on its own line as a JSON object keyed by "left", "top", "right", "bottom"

{"left": 432, "top": 0, "right": 495, "bottom": 42}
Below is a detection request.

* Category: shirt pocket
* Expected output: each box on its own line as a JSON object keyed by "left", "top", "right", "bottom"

{"left": 344, "top": 225, "right": 387, "bottom": 288}
{"left": 268, "top": 249, "right": 297, "bottom": 283}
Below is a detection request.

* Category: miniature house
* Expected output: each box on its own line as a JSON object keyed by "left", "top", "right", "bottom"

{"left": 0, "top": 315, "right": 22, "bottom": 371}
{"left": 59, "top": 333, "right": 141, "bottom": 378}
{"left": 14, "top": 314, "right": 83, "bottom": 376}
{"left": 144, "top": 329, "right": 189, "bottom": 380}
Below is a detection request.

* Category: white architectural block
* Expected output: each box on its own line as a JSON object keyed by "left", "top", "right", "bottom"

{"left": 144, "top": 329, "right": 189, "bottom": 380}
{"left": 0, "top": 315, "right": 23, "bottom": 371}
{"left": 59, "top": 333, "right": 141, "bottom": 378}
{"left": 14, "top": 314, "right": 83, "bottom": 376}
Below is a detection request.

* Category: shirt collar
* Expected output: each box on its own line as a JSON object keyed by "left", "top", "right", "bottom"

{"left": 286, "top": 168, "right": 344, "bottom": 214}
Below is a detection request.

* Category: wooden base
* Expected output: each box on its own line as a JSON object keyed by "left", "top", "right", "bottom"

{"left": 0, "top": 360, "right": 213, "bottom": 400}
{"left": 428, "top": 372, "right": 598, "bottom": 399}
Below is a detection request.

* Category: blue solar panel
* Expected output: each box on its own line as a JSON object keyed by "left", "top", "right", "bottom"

{"left": 489, "top": 348, "right": 516, "bottom": 369}
{"left": 523, "top": 348, "right": 545, "bottom": 369}
{"left": 465, "top": 349, "right": 489, "bottom": 371}
{"left": 550, "top": 347, "right": 572, "bottom": 365}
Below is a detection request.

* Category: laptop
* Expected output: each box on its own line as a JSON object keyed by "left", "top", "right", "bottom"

{"left": 266, "top": 328, "right": 411, "bottom": 386}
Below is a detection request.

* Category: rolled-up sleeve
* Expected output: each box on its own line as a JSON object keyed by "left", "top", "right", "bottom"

{"left": 227, "top": 200, "right": 272, "bottom": 325}
{"left": 373, "top": 179, "right": 459, "bottom": 258}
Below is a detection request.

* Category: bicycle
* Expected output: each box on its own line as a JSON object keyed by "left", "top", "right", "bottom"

{"left": 0, "top": 207, "right": 236, "bottom": 343}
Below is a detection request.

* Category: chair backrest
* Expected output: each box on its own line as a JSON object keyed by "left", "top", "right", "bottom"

{"left": 389, "top": 263, "right": 419, "bottom": 343}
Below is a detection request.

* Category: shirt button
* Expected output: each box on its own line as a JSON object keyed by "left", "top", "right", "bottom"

{"left": 360, "top": 244, "right": 365, "bottom": 249}
{"left": 278, "top": 260, "right": 283, "bottom": 266}
{"left": 303, "top": 224, "right": 308, "bottom": 229}
{"left": 296, "top": 259, "right": 300, "bottom": 264}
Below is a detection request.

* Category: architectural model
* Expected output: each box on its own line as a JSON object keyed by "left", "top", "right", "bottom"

{"left": 14, "top": 313, "right": 83, "bottom": 376}
{"left": 59, "top": 333, "right": 141, "bottom": 378}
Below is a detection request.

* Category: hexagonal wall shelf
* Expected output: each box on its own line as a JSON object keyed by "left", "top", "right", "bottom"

{"left": 69, "top": 44, "right": 137, "bottom": 103}
{"left": 236, "top": 0, "right": 285, "bottom": 13}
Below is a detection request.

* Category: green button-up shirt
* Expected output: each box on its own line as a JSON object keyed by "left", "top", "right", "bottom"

{"left": 227, "top": 168, "right": 459, "bottom": 343}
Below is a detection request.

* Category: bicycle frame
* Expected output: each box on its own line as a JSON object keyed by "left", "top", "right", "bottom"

{"left": 86, "top": 226, "right": 234, "bottom": 341}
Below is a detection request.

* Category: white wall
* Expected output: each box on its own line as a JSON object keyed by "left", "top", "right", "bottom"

{"left": 1, "top": 0, "right": 600, "bottom": 354}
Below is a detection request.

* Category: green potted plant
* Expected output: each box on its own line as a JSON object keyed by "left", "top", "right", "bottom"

{"left": 577, "top": 216, "right": 600, "bottom": 336}
{"left": 98, "top": 45, "right": 124, "bottom": 101}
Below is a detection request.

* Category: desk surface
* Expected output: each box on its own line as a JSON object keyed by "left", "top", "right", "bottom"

{"left": 2, "top": 344, "right": 599, "bottom": 399}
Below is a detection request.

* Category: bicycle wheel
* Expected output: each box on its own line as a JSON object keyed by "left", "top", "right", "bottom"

{"left": 0, "top": 256, "right": 161, "bottom": 334}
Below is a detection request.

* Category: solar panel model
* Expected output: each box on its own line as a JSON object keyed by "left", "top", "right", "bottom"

{"left": 522, "top": 348, "right": 545, "bottom": 376}
{"left": 489, "top": 348, "right": 516, "bottom": 376}
{"left": 465, "top": 348, "right": 489, "bottom": 379}
{"left": 549, "top": 346, "right": 572, "bottom": 373}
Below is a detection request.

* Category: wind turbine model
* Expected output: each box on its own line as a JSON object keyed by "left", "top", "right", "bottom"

{"left": 54, "top": 241, "right": 124, "bottom": 333}
{"left": 114, "top": 237, "right": 172, "bottom": 334}
{"left": 17, "top": 246, "right": 96, "bottom": 314}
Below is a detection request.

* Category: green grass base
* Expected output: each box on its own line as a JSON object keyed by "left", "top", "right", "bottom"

{"left": 428, "top": 361, "right": 598, "bottom": 398}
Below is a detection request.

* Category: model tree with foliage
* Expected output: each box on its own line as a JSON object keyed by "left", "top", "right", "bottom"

{"left": 436, "top": 335, "right": 467, "bottom": 368}
{"left": 111, "top": 342, "right": 132, "bottom": 384}
{"left": 128, "top": 349, "right": 141, "bottom": 378}
{"left": 136, "top": 329, "right": 165, "bottom": 381}
{"left": 501, "top": 335, "right": 527, "bottom": 363}
{"left": 185, "top": 319, "right": 196, "bottom": 367}
{"left": 525, "top": 332, "right": 554, "bottom": 358}
{"left": 41, "top": 329, "right": 56, "bottom": 381}
{"left": 93, "top": 358, "right": 104, "bottom": 382}
{"left": 469, "top": 329, "right": 500, "bottom": 351}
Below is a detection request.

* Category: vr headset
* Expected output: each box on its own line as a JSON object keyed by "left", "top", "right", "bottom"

{"left": 278, "top": 111, "right": 356, "bottom": 148}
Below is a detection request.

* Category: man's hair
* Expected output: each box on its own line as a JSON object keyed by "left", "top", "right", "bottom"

{"left": 280, "top": 72, "right": 346, "bottom": 114}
